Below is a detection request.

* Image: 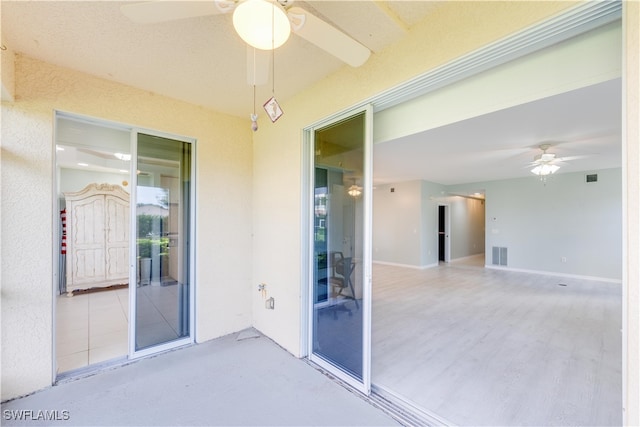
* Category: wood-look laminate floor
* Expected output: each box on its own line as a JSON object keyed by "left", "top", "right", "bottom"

{"left": 371, "top": 256, "right": 622, "bottom": 426}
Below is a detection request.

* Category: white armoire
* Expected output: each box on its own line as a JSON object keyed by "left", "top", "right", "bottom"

{"left": 64, "top": 183, "right": 129, "bottom": 294}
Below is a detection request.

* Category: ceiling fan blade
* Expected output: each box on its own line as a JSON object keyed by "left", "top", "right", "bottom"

{"left": 557, "top": 154, "right": 590, "bottom": 161}
{"left": 287, "top": 6, "right": 370, "bottom": 68}
{"left": 246, "top": 46, "right": 270, "bottom": 86}
{"left": 121, "top": 1, "right": 233, "bottom": 24}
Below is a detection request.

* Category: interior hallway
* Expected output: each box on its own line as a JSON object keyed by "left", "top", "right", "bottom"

{"left": 3, "top": 330, "right": 398, "bottom": 427}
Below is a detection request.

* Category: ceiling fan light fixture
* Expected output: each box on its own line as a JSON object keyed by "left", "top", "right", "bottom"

{"left": 531, "top": 164, "right": 560, "bottom": 176}
{"left": 347, "top": 184, "right": 362, "bottom": 197}
{"left": 233, "top": 0, "right": 291, "bottom": 50}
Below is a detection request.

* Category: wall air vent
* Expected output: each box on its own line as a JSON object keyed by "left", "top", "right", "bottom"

{"left": 586, "top": 174, "right": 598, "bottom": 183}
{"left": 492, "top": 247, "right": 508, "bottom": 266}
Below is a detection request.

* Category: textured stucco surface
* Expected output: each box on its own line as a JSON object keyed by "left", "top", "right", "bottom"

{"left": 1, "top": 55, "right": 253, "bottom": 400}
{"left": 1, "top": 47, "right": 16, "bottom": 101}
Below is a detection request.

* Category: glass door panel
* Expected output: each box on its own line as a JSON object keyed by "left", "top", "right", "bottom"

{"left": 134, "top": 133, "right": 192, "bottom": 351}
{"left": 310, "top": 107, "right": 372, "bottom": 391}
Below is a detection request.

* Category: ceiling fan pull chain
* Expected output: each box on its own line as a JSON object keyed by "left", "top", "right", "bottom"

{"left": 272, "top": 0, "right": 276, "bottom": 96}
{"left": 251, "top": 47, "right": 258, "bottom": 132}
{"left": 262, "top": 0, "right": 284, "bottom": 124}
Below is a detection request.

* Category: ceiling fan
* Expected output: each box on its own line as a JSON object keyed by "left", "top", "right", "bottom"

{"left": 120, "top": 0, "right": 371, "bottom": 68}
{"left": 529, "top": 143, "right": 585, "bottom": 176}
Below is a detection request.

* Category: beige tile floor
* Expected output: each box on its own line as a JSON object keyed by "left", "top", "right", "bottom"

{"left": 56, "top": 283, "right": 186, "bottom": 374}
{"left": 56, "top": 288, "right": 129, "bottom": 374}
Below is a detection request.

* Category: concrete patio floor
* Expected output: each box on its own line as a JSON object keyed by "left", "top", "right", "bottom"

{"left": 1, "top": 330, "right": 399, "bottom": 426}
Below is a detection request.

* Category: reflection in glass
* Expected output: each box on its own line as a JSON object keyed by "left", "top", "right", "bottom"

{"left": 135, "top": 134, "right": 191, "bottom": 350}
{"left": 312, "top": 112, "right": 365, "bottom": 379}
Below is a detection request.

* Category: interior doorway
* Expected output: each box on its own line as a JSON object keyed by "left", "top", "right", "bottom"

{"left": 438, "top": 205, "right": 448, "bottom": 263}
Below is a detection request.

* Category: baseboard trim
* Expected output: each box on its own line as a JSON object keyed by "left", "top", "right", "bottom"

{"left": 484, "top": 264, "right": 622, "bottom": 284}
{"left": 373, "top": 260, "right": 438, "bottom": 270}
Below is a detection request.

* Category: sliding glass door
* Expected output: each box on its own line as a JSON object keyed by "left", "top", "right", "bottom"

{"left": 306, "top": 106, "right": 372, "bottom": 393}
{"left": 54, "top": 113, "right": 196, "bottom": 375}
{"left": 132, "top": 132, "right": 194, "bottom": 354}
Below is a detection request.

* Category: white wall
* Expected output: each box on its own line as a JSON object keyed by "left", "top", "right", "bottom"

{"left": 449, "top": 168, "right": 622, "bottom": 281}
{"left": 372, "top": 181, "right": 423, "bottom": 267}
{"left": 373, "top": 182, "right": 485, "bottom": 267}
{"left": 1, "top": 55, "right": 253, "bottom": 400}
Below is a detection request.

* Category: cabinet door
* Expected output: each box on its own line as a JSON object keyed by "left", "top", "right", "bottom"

{"left": 105, "top": 195, "right": 130, "bottom": 282}
{"left": 68, "top": 196, "right": 106, "bottom": 286}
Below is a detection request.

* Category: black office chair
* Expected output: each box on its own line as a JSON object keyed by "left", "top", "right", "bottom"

{"left": 329, "top": 252, "right": 359, "bottom": 309}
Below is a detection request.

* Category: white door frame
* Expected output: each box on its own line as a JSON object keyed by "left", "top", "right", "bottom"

{"left": 302, "top": 104, "right": 373, "bottom": 395}
{"left": 128, "top": 128, "right": 197, "bottom": 359}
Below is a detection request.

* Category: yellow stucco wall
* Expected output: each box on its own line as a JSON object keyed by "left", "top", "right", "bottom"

{"left": 1, "top": 56, "right": 254, "bottom": 400}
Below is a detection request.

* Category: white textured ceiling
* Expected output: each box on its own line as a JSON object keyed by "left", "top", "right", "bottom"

{"left": 1, "top": 0, "right": 441, "bottom": 119}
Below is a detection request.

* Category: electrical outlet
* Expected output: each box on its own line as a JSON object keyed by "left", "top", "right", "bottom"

{"left": 265, "top": 297, "right": 275, "bottom": 310}
{"left": 561, "top": 257, "right": 567, "bottom": 263}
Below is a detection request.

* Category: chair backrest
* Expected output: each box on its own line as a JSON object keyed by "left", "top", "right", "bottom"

{"left": 330, "top": 251, "right": 344, "bottom": 275}
{"left": 340, "top": 257, "right": 353, "bottom": 276}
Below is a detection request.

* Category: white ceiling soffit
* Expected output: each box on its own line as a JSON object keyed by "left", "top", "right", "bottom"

{"left": 374, "top": 19, "right": 622, "bottom": 145}
{"left": 369, "top": 1, "right": 622, "bottom": 114}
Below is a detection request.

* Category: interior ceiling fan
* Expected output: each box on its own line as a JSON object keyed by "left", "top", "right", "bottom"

{"left": 529, "top": 143, "right": 586, "bottom": 176}
{"left": 120, "top": 0, "right": 371, "bottom": 68}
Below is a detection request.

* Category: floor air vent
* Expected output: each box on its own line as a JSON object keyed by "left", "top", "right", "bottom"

{"left": 492, "top": 246, "right": 508, "bottom": 266}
